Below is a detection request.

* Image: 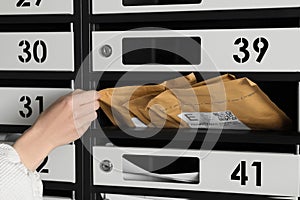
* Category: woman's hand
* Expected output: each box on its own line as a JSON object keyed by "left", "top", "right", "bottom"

{"left": 13, "top": 90, "right": 100, "bottom": 171}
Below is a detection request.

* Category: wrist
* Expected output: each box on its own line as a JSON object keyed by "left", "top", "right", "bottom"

{"left": 13, "top": 126, "right": 54, "bottom": 171}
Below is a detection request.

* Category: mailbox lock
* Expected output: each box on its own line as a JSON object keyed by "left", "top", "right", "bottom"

{"left": 100, "top": 45, "right": 113, "bottom": 58}
{"left": 100, "top": 160, "right": 113, "bottom": 172}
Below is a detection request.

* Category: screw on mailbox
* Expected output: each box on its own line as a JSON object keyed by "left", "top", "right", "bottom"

{"left": 100, "top": 160, "right": 113, "bottom": 172}
{"left": 100, "top": 45, "right": 112, "bottom": 58}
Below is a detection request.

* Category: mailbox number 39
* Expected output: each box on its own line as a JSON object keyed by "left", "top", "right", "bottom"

{"left": 233, "top": 37, "right": 269, "bottom": 64}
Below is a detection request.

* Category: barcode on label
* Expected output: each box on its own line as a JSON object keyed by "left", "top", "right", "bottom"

{"left": 178, "top": 111, "right": 250, "bottom": 130}
{"left": 213, "top": 111, "right": 237, "bottom": 121}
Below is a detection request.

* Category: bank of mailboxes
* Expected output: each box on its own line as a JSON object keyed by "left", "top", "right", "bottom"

{"left": 0, "top": 19, "right": 75, "bottom": 182}
{"left": 0, "top": 0, "right": 73, "bottom": 15}
{"left": 92, "top": 0, "right": 300, "bottom": 14}
{"left": 91, "top": 5, "right": 300, "bottom": 198}
{"left": 0, "top": 28, "right": 76, "bottom": 181}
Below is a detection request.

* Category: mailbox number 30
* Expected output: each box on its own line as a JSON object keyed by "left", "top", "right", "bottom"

{"left": 233, "top": 37, "right": 269, "bottom": 64}
{"left": 16, "top": 0, "right": 42, "bottom": 7}
{"left": 18, "top": 40, "right": 47, "bottom": 64}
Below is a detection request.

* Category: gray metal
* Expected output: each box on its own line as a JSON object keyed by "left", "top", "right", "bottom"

{"left": 0, "top": 87, "right": 72, "bottom": 125}
{"left": 92, "top": 28, "right": 300, "bottom": 72}
{"left": 93, "top": 0, "right": 300, "bottom": 14}
{"left": 93, "top": 147, "right": 300, "bottom": 197}
{"left": 0, "top": 0, "right": 73, "bottom": 15}
{"left": 0, "top": 32, "right": 74, "bottom": 71}
{"left": 39, "top": 144, "right": 76, "bottom": 183}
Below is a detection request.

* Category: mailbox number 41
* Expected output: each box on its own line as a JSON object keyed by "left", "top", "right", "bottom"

{"left": 231, "top": 161, "right": 262, "bottom": 187}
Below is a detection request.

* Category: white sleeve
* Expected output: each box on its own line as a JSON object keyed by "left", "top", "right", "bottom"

{"left": 0, "top": 144, "right": 43, "bottom": 200}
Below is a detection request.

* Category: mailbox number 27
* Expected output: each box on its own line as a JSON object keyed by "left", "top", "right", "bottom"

{"left": 16, "top": 0, "right": 42, "bottom": 7}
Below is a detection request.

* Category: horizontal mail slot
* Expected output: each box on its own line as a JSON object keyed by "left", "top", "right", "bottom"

{"left": 40, "top": 144, "right": 76, "bottom": 183}
{"left": 93, "top": 147, "right": 300, "bottom": 197}
{"left": 0, "top": 0, "right": 73, "bottom": 15}
{"left": 100, "top": 193, "right": 294, "bottom": 200}
{"left": 101, "top": 193, "right": 190, "bottom": 200}
{"left": 93, "top": 0, "right": 300, "bottom": 14}
{"left": 44, "top": 197, "right": 72, "bottom": 200}
{"left": 0, "top": 87, "right": 72, "bottom": 125}
{"left": 92, "top": 28, "right": 300, "bottom": 72}
{"left": 0, "top": 32, "right": 74, "bottom": 71}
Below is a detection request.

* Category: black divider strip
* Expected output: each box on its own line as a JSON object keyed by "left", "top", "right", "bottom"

{"left": 92, "top": 8, "right": 300, "bottom": 23}
{"left": 92, "top": 186, "right": 286, "bottom": 200}
{"left": 0, "top": 79, "right": 71, "bottom": 88}
{"left": 95, "top": 17, "right": 299, "bottom": 31}
{"left": 0, "top": 23, "right": 71, "bottom": 32}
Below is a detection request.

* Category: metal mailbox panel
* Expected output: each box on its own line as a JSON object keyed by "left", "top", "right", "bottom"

{"left": 93, "top": 0, "right": 300, "bottom": 14}
{"left": 40, "top": 145, "right": 76, "bottom": 183}
{"left": 0, "top": 32, "right": 74, "bottom": 71}
{"left": 0, "top": 0, "right": 73, "bottom": 15}
{"left": 93, "top": 147, "right": 300, "bottom": 197}
{"left": 92, "top": 28, "right": 300, "bottom": 72}
{"left": 0, "top": 87, "right": 72, "bottom": 125}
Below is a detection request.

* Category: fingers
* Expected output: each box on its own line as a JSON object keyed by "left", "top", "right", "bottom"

{"left": 73, "top": 90, "right": 100, "bottom": 106}
{"left": 76, "top": 121, "right": 92, "bottom": 137}
{"left": 70, "top": 90, "right": 100, "bottom": 137}
{"left": 73, "top": 89, "right": 84, "bottom": 95}
{"left": 74, "top": 101, "right": 100, "bottom": 119}
{"left": 74, "top": 111, "right": 98, "bottom": 130}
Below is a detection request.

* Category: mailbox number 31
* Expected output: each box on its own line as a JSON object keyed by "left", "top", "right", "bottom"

{"left": 19, "top": 96, "right": 44, "bottom": 119}
{"left": 233, "top": 37, "right": 269, "bottom": 64}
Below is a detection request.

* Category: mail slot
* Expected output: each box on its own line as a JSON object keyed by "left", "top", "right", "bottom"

{"left": 0, "top": 32, "right": 74, "bottom": 71}
{"left": 92, "top": 0, "right": 300, "bottom": 14}
{"left": 101, "top": 194, "right": 190, "bottom": 200}
{"left": 40, "top": 144, "right": 76, "bottom": 183}
{"left": 100, "top": 193, "right": 294, "bottom": 200}
{"left": 0, "top": 87, "right": 72, "bottom": 125}
{"left": 92, "top": 28, "right": 300, "bottom": 72}
{"left": 93, "top": 146, "right": 300, "bottom": 197}
{"left": 44, "top": 197, "right": 72, "bottom": 200}
{"left": 0, "top": 0, "right": 73, "bottom": 15}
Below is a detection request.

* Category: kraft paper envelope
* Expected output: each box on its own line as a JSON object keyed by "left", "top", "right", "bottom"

{"left": 127, "top": 74, "right": 236, "bottom": 128}
{"left": 98, "top": 73, "right": 197, "bottom": 127}
{"left": 146, "top": 77, "right": 291, "bottom": 130}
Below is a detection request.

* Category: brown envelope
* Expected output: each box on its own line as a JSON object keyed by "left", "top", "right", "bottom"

{"left": 98, "top": 73, "right": 197, "bottom": 127}
{"left": 146, "top": 77, "right": 292, "bottom": 130}
{"left": 128, "top": 74, "right": 237, "bottom": 128}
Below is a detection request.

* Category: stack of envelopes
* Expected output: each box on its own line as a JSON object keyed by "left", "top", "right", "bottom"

{"left": 99, "top": 73, "right": 291, "bottom": 130}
